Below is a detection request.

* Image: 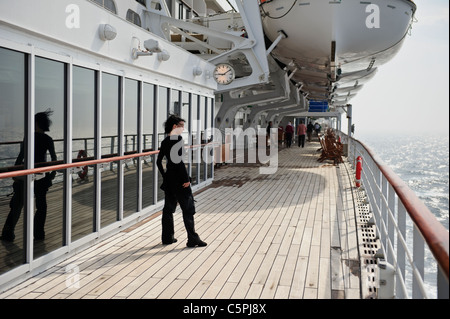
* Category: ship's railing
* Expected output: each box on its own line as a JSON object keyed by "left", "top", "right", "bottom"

{"left": 0, "top": 133, "right": 211, "bottom": 195}
{"left": 339, "top": 132, "right": 449, "bottom": 299}
{"left": 0, "top": 141, "right": 220, "bottom": 181}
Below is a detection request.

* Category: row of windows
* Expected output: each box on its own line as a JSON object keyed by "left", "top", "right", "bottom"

{"left": 89, "top": 0, "right": 198, "bottom": 27}
{"left": 0, "top": 47, "right": 214, "bottom": 276}
{"left": 89, "top": 0, "right": 142, "bottom": 26}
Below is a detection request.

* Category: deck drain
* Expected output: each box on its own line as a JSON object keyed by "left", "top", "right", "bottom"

{"left": 352, "top": 180, "right": 380, "bottom": 299}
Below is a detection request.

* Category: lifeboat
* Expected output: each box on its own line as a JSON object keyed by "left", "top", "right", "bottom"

{"left": 260, "top": 0, "right": 417, "bottom": 106}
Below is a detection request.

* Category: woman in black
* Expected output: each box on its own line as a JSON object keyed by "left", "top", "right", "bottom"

{"left": 156, "top": 115, "right": 206, "bottom": 248}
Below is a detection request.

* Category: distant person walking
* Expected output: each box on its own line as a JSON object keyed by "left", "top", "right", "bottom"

{"left": 307, "top": 121, "right": 314, "bottom": 142}
{"left": 314, "top": 122, "right": 321, "bottom": 136}
{"left": 266, "top": 121, "right": 272, "bottom": 147}
{"left": 157, "top": 115, "right": 207, "bottom": 248}
{"left": 285, "top": 122, "right": 294, "bottom": 148}
{"left": 297, "top": 120, "right": 307, "bottom": 148}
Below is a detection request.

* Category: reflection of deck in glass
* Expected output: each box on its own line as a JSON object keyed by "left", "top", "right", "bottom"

{"left": 0, "top": 150, "right": 214, "bottom": 275}
{"left": 0, "top": 162, "right": 157, "bottom": 273}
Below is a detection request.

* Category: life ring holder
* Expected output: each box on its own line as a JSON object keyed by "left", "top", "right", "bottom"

{"left": 77, "top": 150, "right": 88, "bottom": 180}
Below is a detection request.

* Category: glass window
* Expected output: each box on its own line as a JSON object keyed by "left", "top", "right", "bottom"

{"left": 157, "top": 86, "right": 168, "bottom": 202}
{"left": 143, "top": 83, "right": 154, "bottom": 152}
{"left": 207, "top": 98, "right": 214, "bottom": 179}
{"left": 165, "top": 0, "right": 172, "bottom": 15}
{"left": 126, "top": 9, "right": 142, "bottom": 27}
{"left": 91, "top": 0, "right": 117, "bottom": 14}
{"left": 123, "top": 78, "right": 139, "bottom": 217}
{"left": 177, "top": 1, "right": 184, "bottom": 20}
{"left": 72, "top": 66, "right": 96, "bottom": 241}
{"left": 199, "top": 96, "right": 206, "bottom": 183}
{"left": 170, "top": 89, "right": 180, "bottom": 116}
{"left": 34, "top": 56, "right": 66, "bottom": 258}
{"left": 142, "top": 83, "right": 155, "bottom": 208}
{"left": 157, "top": 86, "right": 168, "bottom": 147}
{"left": 181, "top": 92, "right": 190, "bottom": 175}
{"left": 191, "top": 94, "right": 199, "bottom": 186}
{"left": 136, "top": 0, "right": 146, "bottom": 7}
{"left": 101, "top": 73, "right": 120, "bottom": 227}
{"left": 0, "top": 47, "right": 27, "bottom": 274}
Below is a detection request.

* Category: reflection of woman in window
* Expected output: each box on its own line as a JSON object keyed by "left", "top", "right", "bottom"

{"left": 1, "top": 109, "right": 57, "bottom": 242}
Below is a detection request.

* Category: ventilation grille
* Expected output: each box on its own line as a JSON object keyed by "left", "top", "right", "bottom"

{"left": 354, "top": 187, "right": 379, "bottom": 299}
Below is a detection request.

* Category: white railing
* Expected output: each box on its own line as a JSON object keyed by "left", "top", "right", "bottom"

{"left": 339, "top": 132, "right": 449, "bottom": 299}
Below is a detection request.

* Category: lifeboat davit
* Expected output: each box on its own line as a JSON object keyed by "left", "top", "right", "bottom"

{"left": 260, "top": 0, "right": 417, "bottom": 106}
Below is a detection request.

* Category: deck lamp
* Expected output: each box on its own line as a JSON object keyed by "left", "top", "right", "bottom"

{"left": 193, "top": 66, "right": 203, "bottom": 76}
{"left": 157, "top": 49, "right": 170, "bottom": 62}
{"left": 98, "top": 24, "right": 117, "bottom": 41}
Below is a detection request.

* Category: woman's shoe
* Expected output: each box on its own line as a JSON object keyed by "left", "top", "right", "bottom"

{"left": 162, "top": 238, "right": 178, "bottom": 245}
{"left": 186, "top": 239, "right": 207, "bottom": 248}
{"left": 0, "top": 233, "right": 15, "bottom": 242}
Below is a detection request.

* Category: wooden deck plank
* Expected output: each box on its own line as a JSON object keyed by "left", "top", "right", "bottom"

{"left": 0, "top": 142, "right": 363, "bottom": 300}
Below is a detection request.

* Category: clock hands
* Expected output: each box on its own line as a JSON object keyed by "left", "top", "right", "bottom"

{"left": 215, "top": 69, "right": 232, "bottom": 76}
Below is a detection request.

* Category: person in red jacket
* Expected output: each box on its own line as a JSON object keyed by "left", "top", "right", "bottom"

{"left": 297, "top": 120, "right": 307, "bottom": 148}
{"left": 285, "top": 122, "right": 294, "bottom": 148}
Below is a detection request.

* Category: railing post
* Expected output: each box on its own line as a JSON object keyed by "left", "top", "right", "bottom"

{"left": 387, "top": 184, "right": 396, "bottom": 266}
{"left": 397, "top": 199, "right": 407, "bottom": 298}
{"left": 413, "top": 225, "right": 425, "bottom": 298}
{"left": 438, "top": 267, "right": 449, "bottom": 299}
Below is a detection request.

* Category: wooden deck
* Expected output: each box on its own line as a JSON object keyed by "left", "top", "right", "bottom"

{"left": 0, "top": 141, "right": 363, "bottom": 299}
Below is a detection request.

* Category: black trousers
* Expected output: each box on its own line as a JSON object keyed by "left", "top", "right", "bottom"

{"left": 2, "top": 176, "right": 51, "bottom": 239}
{"left": 298, "top": 135, "right": 306, "bottom": 148}
{"left": 161, "top": 185, "right": 199, "bottom": 243}
{"left": 286, "top": 133, "right": 293, "bottom": 148}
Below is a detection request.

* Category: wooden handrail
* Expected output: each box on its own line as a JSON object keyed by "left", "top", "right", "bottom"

{"left": 0, "top": 142, "right": 220, "bottom": 180}
{"left": 356, "top": 138, "right": 449, "bottom": 282}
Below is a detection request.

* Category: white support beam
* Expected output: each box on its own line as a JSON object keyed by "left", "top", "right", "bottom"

{"left": 144, "top": 0, "right": 270, "bottom": 93}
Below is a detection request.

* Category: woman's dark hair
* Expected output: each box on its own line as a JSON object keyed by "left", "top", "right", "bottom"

{"left": 35, "top": 109, "right": 53, "bottom": 132}
{"left": 164, "top": 114, "right": 185, "bottom": 134}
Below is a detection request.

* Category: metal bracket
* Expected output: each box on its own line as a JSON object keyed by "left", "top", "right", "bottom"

{"left": 377, "top": 258, "right": 396, "bottom": 299}
{"left": 144, "top": 0, "right": 270, "bottom": 92}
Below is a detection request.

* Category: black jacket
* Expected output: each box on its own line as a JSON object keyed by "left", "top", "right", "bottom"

{"left": 156, "top": 135, "right": 190, "bottom": 190}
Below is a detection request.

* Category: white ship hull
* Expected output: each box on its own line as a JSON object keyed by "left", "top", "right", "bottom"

{"left": 261, "top": 0, "right": 416, "bottom": 104}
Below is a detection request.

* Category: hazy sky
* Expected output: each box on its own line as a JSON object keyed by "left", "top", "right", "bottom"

{"left": 350, "top": 0, "right": 449, "bottom": 137}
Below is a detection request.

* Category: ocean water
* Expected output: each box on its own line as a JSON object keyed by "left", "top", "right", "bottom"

{"left": 359, "top": 132, "right": 449, "bottom": 230}
{"left": 358, "top": 132, "right": 449, "bottom": 298}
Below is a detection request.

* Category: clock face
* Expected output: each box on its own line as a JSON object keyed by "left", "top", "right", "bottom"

{"left": 213, "top": 63, "right": 235, "bottom": 85}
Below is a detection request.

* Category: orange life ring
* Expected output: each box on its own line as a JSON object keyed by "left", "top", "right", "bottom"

{"left": 77, "top": 150, "right": 88, "bottom": 180}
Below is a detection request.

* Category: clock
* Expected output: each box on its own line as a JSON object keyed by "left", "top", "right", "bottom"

{"left": 213, "top": 63, "right": 235, "bottom": 85}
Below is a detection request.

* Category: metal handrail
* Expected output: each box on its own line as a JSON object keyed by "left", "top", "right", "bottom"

{"left": 0, "top": 142, "right": 219, "bottom": 180}
{"left": 358, "top": 140, "right": 449, "bottom": 280}
{"left": 342, "top": 133, "right": 449, "bottom": 298}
